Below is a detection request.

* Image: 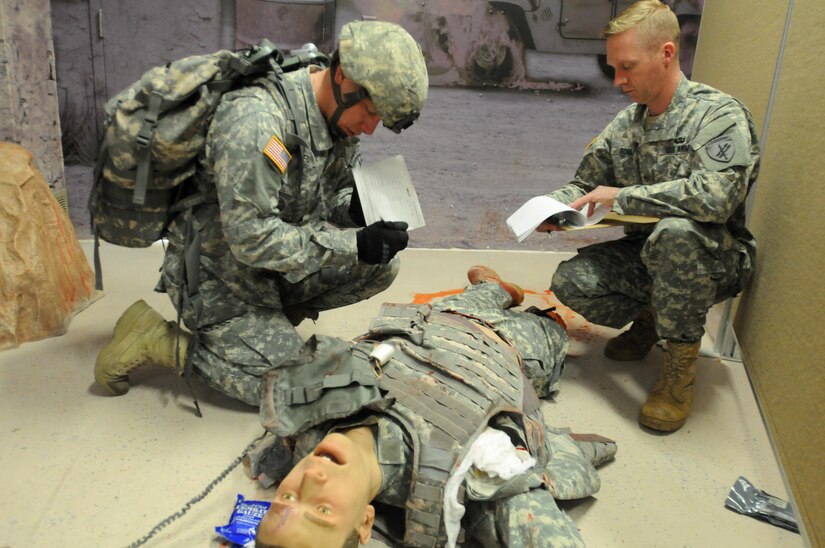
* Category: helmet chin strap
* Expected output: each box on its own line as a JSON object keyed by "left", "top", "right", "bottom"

{"left": 328, "top": 52, "right": 370, "bottom": 138}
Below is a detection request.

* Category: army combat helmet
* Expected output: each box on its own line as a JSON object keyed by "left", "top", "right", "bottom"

{"left": 329, "top": 20, "right": 428, "bottom": 135}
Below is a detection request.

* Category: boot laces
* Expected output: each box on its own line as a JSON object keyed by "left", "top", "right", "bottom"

{"left": 663, "top": 345, "right": 696, "bottom": 382}
{"left": 664, "top": 359, "right": 688, "bottom": 382}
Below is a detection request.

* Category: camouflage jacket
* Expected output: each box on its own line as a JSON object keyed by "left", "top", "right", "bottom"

{"left": 551, "top": 74, "right": 760, "bottom": 251}
{"left": 261, "top": 304, "right": 601, "bottom": 547}
{"left": 169, "top": 67, "right": 362, "bottom": 287}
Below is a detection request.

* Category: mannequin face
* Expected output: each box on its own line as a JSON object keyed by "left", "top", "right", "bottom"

{"left": 255, "top": 432, "right": 376, "bottom": 547}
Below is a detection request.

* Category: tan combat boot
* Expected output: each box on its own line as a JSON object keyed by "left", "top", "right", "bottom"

{"left": 467, "top": 265, "right": 525, "bottom": 307}
{"left": 94, "top": 300, "right": 189, "bottom": 395}
{"left": 639, "top": 341, "right": 701, "bottom": 432}
{"left": 604, "top": 307, "right": 660, "bottom": 361}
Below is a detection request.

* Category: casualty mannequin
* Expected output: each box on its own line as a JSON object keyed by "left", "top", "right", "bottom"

{"left": 250, "top": 267, "right": 616, "bottom": 547}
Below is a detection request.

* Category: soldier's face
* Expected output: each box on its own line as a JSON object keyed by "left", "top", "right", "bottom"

{"left": 334, "top": 71, "right": 383, "bottom": 137}
{"left": 255, "top": 432, "right": 375, "bottom": 546}
{"left": 338, "top": 97, "right": 382, "bottom": 137}
{"left": 606, "top": 28, "right": 668, "bottom": 107}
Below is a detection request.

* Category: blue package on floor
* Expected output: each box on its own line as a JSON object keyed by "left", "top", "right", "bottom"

{"left": 215, "top": 493, "right": 271, "bottom": 547}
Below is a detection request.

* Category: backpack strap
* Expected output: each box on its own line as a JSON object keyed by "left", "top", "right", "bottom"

{"left": 260, "top": 64, "right": 309, "bottom": 145}
{"left": 132, "top": 92, "right": 163, "bottom": 206}
{"left": 90, "top": 136, "right": 108, "bottom": 290}
{"left": 264, "top": 42, "right": 328, "bottom": 134}
{"left": 177, "top": 208, "right": 206, "bottom": 417}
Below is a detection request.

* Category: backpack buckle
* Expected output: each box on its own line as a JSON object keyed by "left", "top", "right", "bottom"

{"left": 136, "top": 92, "right": 163, "bottom": 147}
{"left": 135, "top": 124, "right": 155, "bottom": 148}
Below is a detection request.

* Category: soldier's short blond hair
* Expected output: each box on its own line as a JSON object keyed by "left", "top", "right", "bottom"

{"left": 603, "top": 0, "right": 680, "bottom": 54}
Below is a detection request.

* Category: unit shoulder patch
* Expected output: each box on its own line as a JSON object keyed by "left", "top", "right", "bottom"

{"left": 705, "top": 135, "right": 735, "bottom": 163}
{"left": 263, "top": 135, "right": 292, "bottom": 174}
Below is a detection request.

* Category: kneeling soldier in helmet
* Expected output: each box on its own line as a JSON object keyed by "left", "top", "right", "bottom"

{"left": 95, "top": 21, "right": 428, "bottom": 406}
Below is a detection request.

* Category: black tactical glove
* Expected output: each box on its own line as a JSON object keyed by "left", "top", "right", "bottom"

{"left": 348, "top": 185, "right": 367, "bottom": 227}
{"left": 356, "top": 220, "right": 409, "bottom": 264}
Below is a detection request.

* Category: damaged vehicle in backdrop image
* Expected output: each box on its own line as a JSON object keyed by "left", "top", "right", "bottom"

{"left": 241, "top": 0, "right": 702, "bottom": 89}
{"left": 332, "top": 0, "right": 703, "bottom": 88}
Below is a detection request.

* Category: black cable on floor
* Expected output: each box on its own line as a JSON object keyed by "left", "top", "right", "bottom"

{"left": 126, "top": 430, "right": 268, "bottom": 548}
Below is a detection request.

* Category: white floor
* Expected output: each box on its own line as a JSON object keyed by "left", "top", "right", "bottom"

{"left": 0, "top": 241, "right": 802, "bottom": 547}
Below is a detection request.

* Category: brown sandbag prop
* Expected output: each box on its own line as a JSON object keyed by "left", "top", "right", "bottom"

{"left": 0, "top": 141, "right": 95, "bottom": 350}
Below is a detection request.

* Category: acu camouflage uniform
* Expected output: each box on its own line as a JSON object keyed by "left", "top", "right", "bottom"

{"left": 158, "top": 66, "right": 397, "bottom": 405}
{"left": 549, "top": 75, "right": 760, "bottom": 342}
{"left": 258, "top": 282, "right": 611, "bottom": 547}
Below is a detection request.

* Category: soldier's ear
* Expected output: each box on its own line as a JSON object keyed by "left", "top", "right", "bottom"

{"left": 357, "top": 504, "right": 375, "bottom": 544}
{"left": 661, "top": 41, "right": 676, "bottom": 66}
{"left": 334, "top": 64, "right": 347, "bottom": 86}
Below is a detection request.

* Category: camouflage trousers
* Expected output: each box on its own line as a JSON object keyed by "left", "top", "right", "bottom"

{"left": 433, "top": 282, "right": 569, "bottom": 398}
{"left": 551, "top": 217, "right": 754, "bottom": 342}
{"left": 465, "top": 488, "right": 586, "bottom": 547}
{"left": 159, "top": 246, "right": 400, "bottom": 405}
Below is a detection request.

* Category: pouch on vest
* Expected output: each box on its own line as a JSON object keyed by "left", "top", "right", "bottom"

{"left": 260, "top": 335, "right": 394, "bottom": 437}
{"left": 368, "top": 302, "right": 431, "bottom": 345}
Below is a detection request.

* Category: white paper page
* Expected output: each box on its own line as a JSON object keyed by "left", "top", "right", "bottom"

{"left": 582, "top": 203, "right": 610, "bottom": 225}
{"left": 352, "top": 155, "right": 426, "bottom": 230}
{"left": 506, "top": 195, "right": 609, "bottom": 242}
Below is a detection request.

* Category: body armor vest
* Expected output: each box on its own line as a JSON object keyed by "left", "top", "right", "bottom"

{"left": 260, "top": 303, "right": 546, "bottom": 547}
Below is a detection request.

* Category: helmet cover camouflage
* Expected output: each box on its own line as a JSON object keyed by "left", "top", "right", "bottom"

{"left": 338, "top": 21, "right": 428, "bottom": 130}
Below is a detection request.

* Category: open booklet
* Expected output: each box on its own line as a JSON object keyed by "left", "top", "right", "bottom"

{"left": 506, "top": 195, "right": 658, "bottom": 242}
{"left": 352, "top": 155, "right": 426, "bottom": 230}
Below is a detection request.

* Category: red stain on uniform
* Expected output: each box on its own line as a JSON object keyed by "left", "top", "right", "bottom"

{"left": 412, "top": 288, "right": 464, "bottom": 304}
{"left": 527, "top": 512, "right": 534, "bottom": 521}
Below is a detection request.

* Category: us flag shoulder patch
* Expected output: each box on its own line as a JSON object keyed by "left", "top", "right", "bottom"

{"left": 263, "top": 135, "right": 292, "bottom": 174}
